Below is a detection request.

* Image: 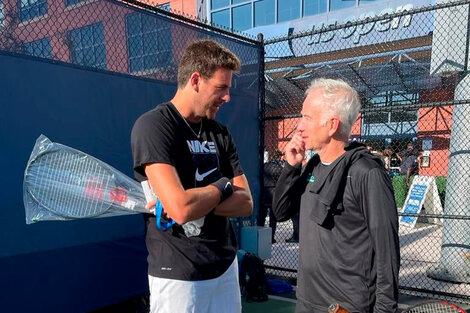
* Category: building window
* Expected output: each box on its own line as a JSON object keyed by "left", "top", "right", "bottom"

{"left": 277, "top": 0, "right": 300, "bottom": 23}
{"left": 364, "top": 92, "right": 418, "bottom": 124}
{"left": 209, "top": 0, "right": 366, "bottom": 30}
{"left": 211, "top": 0, "right": 229, "bottom": 10}
{"left": 211, "top": 0, "right": 230, "bottom": 10}
{"left": 211, "top": 8, "right": 230, "bottom": 29}
{"left": 329, "top": 0, "right": 356, "bottom": 12}
{"left": 303, "top": 0, "right": 327, "bottom": 16}
{"left": 364, "top": 111, "right": 389, "bottom": 124}
{"left": 232, "top": 3, "right": 251, "bottom": 31}
{"left": 19, "top": 0, "right": 48, "bottom": 22}
{"left": 0, "top": 1, "right": 4, "bottom": 27}
{"left": 254, "top": 0, "right": 275, "bottom": 27}
{"left": 158, "top": 2, "right": 170, "bottom": 11}
{"left": 68, "top": 23, "right": 107, "bottom": 69}
{"left": 359, "top": 0, "right": 379, "bottom": 5}
{"left": 23, "top": 37, "right": 52, "bottom": 58}
{"left": 126, "top": 12, "right": 172, "bottom": 73}
{"left": 390, "top": 93, "right": 418, "bottom": 122}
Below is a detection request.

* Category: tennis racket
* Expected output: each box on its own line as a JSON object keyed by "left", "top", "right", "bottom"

{"left": 23, "top": 135, "right": 174, "bottom": 230}
{"left": 402, "top": 301, "right": 467, "bottom": 313}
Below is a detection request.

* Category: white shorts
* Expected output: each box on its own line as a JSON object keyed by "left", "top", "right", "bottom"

{"left": 148, "top": 257, "right": 241, "bottom": 313}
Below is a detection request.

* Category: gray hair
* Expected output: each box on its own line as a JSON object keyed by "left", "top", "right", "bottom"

{"left": 305, "top": 78, "right": 361, "bottom": 137}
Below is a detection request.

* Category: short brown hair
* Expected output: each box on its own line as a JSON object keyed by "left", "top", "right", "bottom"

{"left": 177, "top": 40, "right": 241, "bottom": 88}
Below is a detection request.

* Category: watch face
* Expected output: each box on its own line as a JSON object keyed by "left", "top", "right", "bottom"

{"left": 328, "top": 303, "right": 338, "bottom": 313}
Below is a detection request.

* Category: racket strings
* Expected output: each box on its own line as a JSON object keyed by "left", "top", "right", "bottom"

{"left": 27, "top": 150, "right": 115, "bottom": 218}
{"left": 58, "top": 152, "right": 76, "bottom": 216}
{"left": 406, "top": 302, "right": 464, "bottom": 313}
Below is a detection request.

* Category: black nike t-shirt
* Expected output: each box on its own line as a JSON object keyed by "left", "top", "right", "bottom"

{"left": 131, "top": 102, "right": 244, "bottom": 280}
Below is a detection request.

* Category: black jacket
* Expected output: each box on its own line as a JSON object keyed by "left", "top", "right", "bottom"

{"left": 273, "top": 142, "right": 400, "bottom": 313}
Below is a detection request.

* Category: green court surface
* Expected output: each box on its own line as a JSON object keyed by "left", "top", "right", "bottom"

{"left": 242, "top": 296, "right": 296, "bottom": 313}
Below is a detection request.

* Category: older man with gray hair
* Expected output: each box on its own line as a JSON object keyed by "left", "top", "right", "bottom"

{"left": 273, "top": 78, "right": 399, "bottom": 312}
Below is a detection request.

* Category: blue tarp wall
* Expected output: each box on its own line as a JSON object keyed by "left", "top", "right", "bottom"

{"left": 0, "top": 50, "right": 260, "bottom": 312}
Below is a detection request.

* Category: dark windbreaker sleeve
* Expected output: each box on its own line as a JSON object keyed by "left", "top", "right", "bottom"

{"left": 272, "top": 162, "right": 304, "bottom": 222}
{"left": 361, "top": 168, "right": 400, "bottom": 313}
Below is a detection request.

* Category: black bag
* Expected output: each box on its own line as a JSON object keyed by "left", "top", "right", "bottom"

{"left": 239, "top": 252, "right": 269, "bottom": 302}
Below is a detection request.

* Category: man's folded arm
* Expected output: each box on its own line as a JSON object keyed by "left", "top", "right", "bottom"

{"left": 144, "top": 163, "right": 224, "bottom": 224}
{"left": 214, "top": 174, "right": 253, "bottom": 218}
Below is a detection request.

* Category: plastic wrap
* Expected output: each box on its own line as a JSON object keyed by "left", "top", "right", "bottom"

{"left": 23, "top": 135, "right": 150, "bottom": 224}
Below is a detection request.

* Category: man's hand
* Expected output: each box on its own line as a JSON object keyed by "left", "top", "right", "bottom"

{"left": 145, "top": 198, "right": 171, "bottom": 220}
{"left": 145, "top": 198, "right": 157, "bottom": 211}
{"left": 406, "top": 168, "right": 412, "bottom": 188}
{"left": 285, "top": 131, "right": 305, "bottom": 167}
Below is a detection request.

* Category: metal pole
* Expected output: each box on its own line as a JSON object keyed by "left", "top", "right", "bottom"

{"left": 427, "top": 1, "right": 470, "bottom": 283}
{"left": 257, "top": 32, "right": 265, "bottom": 227}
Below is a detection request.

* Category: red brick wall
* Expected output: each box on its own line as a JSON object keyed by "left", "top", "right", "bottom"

{"left": 417, "top": 88, "right": 454, "bottom": 176}
{"left": 3, "top": 0, "right": 197, "bottom": 72}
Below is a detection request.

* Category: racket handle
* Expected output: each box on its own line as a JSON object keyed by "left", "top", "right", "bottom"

{"left": 155, "top": 198, "right": 175, "bottom": 231}
{"left": 328, "top": 303, "right": 350, "bottom": 313}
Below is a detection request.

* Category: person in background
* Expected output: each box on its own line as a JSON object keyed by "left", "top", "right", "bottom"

{"left": 400, "top": 148, "right": 423, "bottom": 187}
{"left": 257, "top": 149, "right": 284, "bottom": 243}
{"left": 273, "top": 78, "right": 399, "bottom": 313}
{"left": 131, "top": 39, "right": 253, "bottom": 313}
{"left": 382, "top": 146, "right": 394, "bottom": 173}
{"left": 397, "top": 141, "right": 414, "bottom": 163}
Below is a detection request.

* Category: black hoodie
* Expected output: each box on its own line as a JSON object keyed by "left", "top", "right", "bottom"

{"left": 273, "top": 142, "right": 400, "bottom": 313}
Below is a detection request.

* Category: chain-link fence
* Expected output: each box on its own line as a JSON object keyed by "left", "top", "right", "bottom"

{"left": 0, "top": 1, "right": 265, "bottom": 310}
{"left": 3, "top": 0, "right": 470, "bottom": 304}
{"left": 0, "top": 0, "right": 262, "bottom": 243}
{"left": 0, "top": 0, "right": 261, "bottom": 84}
{"left": 260, "top": 0, "right": 470, "bottom": 301}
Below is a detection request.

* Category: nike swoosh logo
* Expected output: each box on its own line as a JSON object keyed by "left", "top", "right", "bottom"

{"left": 195, "top": 167, "right": 218, "bottom": 182}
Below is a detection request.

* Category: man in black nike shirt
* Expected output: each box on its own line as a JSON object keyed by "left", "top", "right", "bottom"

{"left": 273, "top": 78, "right": 399, "bottom": 312}
{"left": 131, "top": 40, "right": 253, "bottom": 313}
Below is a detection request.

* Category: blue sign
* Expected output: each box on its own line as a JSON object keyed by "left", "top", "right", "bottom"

{"left": 401, "top": 184, "right": 428, "bottom": 224}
